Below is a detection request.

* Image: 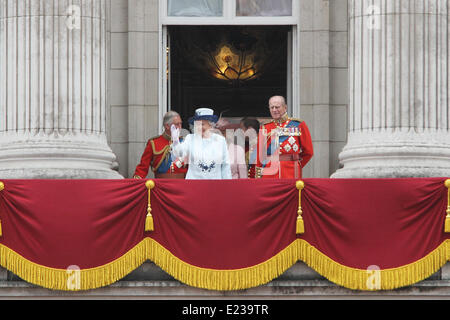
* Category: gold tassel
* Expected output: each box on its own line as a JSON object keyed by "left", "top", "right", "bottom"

{"left": 145, "top": 180, "right": 156, "bottom": 232}
{"left": 296, "top": 180, "right": 305, "bottom": 234}
{"left": 446, "top": 216, "right": 450, "bottom": 233}
{"left": 145, "top": 214, "right": 154, "bottom": 232}
{"left": 445, "top": 179, "right": 450, "bottom": 233}
{"left": 296, "top": 216, "right": 304, "bottom": 234}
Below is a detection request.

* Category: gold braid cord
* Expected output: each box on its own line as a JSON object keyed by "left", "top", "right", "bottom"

{"left": 145, "top": 180, "right": 155, "bottom": 232}
{"left": 296, "top": 180, "right": 305, "bottom": 234}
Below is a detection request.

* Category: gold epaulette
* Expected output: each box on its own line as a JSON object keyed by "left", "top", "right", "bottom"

{"left": 148, "top": 135, "right": 161, "bottom": 143}
{"left": 288, "top": 117, "right": 303, "bottom": 123}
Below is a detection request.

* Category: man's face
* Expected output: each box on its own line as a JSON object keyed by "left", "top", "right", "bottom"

{"left": 269, "top": 98, "right": 287, "bottom": 121}
{"left": 172, "top": 116, "right": 182, "bottom": 129}
{"left": 165, "top": 116, "right": 182, "bottom": 132}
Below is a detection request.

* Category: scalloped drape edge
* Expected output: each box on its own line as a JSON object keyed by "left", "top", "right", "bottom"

{"left": 0, "top": 238, "right": 448, "bottom": 291}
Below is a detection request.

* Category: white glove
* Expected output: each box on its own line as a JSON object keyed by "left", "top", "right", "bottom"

{"left": 170, "top": 124, "right": 180, "bottom": 145}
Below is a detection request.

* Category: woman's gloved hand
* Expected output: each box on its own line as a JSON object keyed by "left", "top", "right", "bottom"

{"left": 170, "top": 124, "right": 180, "bottom": 145}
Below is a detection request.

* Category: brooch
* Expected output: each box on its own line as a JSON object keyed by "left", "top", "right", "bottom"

{"left": 198, "top": 161, "right": 216, "bottom": 172}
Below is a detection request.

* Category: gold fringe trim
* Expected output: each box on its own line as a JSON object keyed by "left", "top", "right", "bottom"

{"left": 297, "top": 239, "right": 449, "bottom": 291}
{"left": 0, "top": 240, "right": 149, "bottom": 291}
{"left": 0, "top": 238, "right": 449, "bottom": 291}
{"left": 147, "top": 239, "right": 300, "bottom": 291}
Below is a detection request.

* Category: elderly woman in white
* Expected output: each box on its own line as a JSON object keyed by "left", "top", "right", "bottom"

{"left": 171, "top": 108, "right": 232, "bottom": 180}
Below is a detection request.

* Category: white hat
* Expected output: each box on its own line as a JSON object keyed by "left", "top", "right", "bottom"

{"left": 189, "top": 108, "right": 218, "bottom": 124}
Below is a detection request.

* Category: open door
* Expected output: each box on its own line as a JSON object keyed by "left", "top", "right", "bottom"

{"left": 167, "top": 25, "right": 290, "bottom": 128}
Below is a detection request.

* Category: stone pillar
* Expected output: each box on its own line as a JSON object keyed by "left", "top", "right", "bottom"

{"left": 0, "top": 0, "right": 122, "bottom": 179}
{"left": 332, "top": 0, "right": 450, "bottom": 178}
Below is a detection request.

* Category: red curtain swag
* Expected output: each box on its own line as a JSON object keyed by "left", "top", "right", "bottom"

{"left": 0, "top": 178, "right": 449, "bottom": 291}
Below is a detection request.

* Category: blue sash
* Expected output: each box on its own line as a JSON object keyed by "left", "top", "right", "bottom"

{"left": 156, "top": 137, "right": 184, "bottom": 174}
{"left": 156, "top": 153, "right": 173, "bottom": 174}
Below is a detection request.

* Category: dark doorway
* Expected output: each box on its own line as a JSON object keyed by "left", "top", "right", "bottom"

{"left": 169, "top": 25, "right": 289, "bottom": 127}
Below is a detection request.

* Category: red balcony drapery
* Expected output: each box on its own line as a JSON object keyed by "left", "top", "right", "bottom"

{"left": 0, "top": 178, "right": 448, "bottom": 291}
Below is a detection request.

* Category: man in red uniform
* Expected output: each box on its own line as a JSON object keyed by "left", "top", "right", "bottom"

{"left": 255, "top": 96, "right": 313, "bottom": 179}
{"left": 133, "top": 111, "right": 188, "bottom": 179}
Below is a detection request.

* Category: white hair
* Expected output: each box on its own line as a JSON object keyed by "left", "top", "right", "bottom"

{"left": 163, "top": 111, "right": 181, "bottom": 126}
{"left": 269, "top": 95, "right": 287, "bottom": 106}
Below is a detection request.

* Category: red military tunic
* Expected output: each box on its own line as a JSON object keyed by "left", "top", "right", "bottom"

{"left": 134, "top": 133, "right": 187, "bottom": 179}
{"left": 255, "top": 115, "right": 313, "bottom": 179}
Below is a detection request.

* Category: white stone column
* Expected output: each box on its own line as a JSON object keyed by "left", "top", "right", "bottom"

{"left": 0, "top": 0, "right": 122, "bottom": 178}
{"left": 332, "top": 0, "right": 450, "bottom": 178}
